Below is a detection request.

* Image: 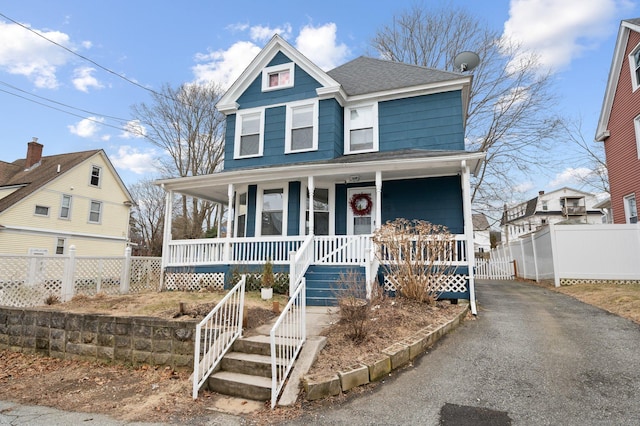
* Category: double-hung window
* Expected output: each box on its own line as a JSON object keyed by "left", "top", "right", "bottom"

{"left": 634, "top": 115, "right": 640, "bottom": 158}
{"left": 305, "top": 188, "right": 330, "bottom": 235}
{"left": 59, "top": 194, "right": 72, "bottom": 219}
{"left": 630, "top": 45, "right": 640, "bottom": 91}
{"left": 235, "top": 192, "right": 247, "bottom": 238}
{"left": 261, "top": 63, "right": 294, "bottom": 91}
{"left": 89, "top": 200, "right": 102, "bottom": 223}
{"left": 90, "top": 165, "right": 101, "bottom": 187}
{"left": 345, "top": 103, "right": 378, "bottom": 154}
{"left": 260, "top": 187, "right": 286, "bottom": 236}
{"left": 286, "top": 101, "right": 317, "bottom": 153}
{"left": 55, "top": 237, "right": 66, "bottom": 255}
{"left": 235, "top": 109, "right": 264, "bottom": 158}
{"left": 624, "top": 194, "right": 638, "bottom": 224}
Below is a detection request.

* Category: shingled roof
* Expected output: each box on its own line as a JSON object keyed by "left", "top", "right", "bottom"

{"left": 0, "top": 147, "right": 102, "bottom": 214}
{"left": 327, "top": 56, "right": 463, "bottom": 96}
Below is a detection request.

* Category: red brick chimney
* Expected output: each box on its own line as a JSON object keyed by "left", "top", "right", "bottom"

{"left": 26, "top": 138, "right": 43, "bottom": 169}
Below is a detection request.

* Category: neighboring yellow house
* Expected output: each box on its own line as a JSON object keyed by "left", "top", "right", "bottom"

{"left": 0, "top": 139, "right": 133, "bottom": 256}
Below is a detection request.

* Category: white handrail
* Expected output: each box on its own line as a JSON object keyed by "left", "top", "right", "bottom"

{"left": 364, "top": 244, "right": 380, "bottom": 299}
{"left": 289, "top": 234, "right": 314, "bottom": 297}
{"left": 269, "top": 278, "right": 306, "bottom": 409}
{"left": 192, "top": 275, "right": 246, "bottom": 399}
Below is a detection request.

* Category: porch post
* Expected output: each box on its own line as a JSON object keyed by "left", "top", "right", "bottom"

{"left": 375, "top": 171, "right": 382, "bottom": 230}
{"left": 461, "top": 161, "right": 477, "bottom": 315}
{"left": 216, "top": 203, "right": 223, "bottom": 238}
{"left": 308, "top": 176, "right": 315, "bottom": 235}
{"left": 225, "top": 184, "right": 234, "bottom": 262}
{"left": 160, "top": 188, "right": 173, "bottom": 291}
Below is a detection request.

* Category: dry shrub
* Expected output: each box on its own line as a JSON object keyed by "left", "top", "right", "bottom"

{"left": 44, "top": 294, "right": 60, "bottom": 305}
{"left": 373, "top": 218, "right": 455, "bottom": 304}
{"left": 334, "top": 270, "right": 369, "bottom": 344}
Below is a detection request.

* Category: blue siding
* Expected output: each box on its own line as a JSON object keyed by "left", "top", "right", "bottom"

{"left": 223, "top": 114, "right": 236, "bottom": 170}
{"left": 335, "top": 184, "right": 347, "bottom": 235}
{"left": 288, "top": 181, "right": 301, "bottom": 236}
{"left": 381, "top": 177, "right": 464, "bottom": 234}
{"left": 379, "top": 91, "right": 465, "bottom": 151}
{"left": 319, "top": 98, "right": 344, "bottom": 157}
{"left": 246, "top": 185, "right": 257, "bottom": 237}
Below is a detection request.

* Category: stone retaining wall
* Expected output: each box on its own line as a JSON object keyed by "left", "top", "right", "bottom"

{"left": 0, "top": 306, "right": 197, "bottom": 370}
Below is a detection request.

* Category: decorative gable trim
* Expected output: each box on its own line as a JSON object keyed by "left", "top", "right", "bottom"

{"left": 216, "top": 34, "right": 342, "bottom": 114}
{"left": 596, "top": 19, "right": 640, "bottom": 142}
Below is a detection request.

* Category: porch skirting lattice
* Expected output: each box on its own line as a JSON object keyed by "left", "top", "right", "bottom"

{"left": 164, "top": 272, "right": 225, "bottom": 291}
{"left": 382, "top": 274, "right": 468, "bottom": 295}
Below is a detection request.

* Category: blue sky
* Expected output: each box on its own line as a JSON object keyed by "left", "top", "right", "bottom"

{"left": 0, "top": 0, "right": 638, "bottom": 201}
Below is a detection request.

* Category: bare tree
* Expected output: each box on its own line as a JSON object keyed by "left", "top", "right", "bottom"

{"left": 131, "top": 83, "right": 226, "bottom": 239}
{"left": 371, "top": 3, "right": 563, "bottom": 215}
{"left": 129, "top": 178, "right": 169, "bottom": 256}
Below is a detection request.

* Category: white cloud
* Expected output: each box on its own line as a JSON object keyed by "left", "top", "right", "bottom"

{"left": 192, "top": 41, "right": 261, "bottom": 88}
{"left": 72, "top": 66, "right": 103, "bottom": 92}
{"left": 110, "top": 145, "right": 158, "bottom": 174}
{"left": 502, "top": 0, "right": 632, "bottom": 72}
{"left": 513, "top": 181, "right": 535, "bottom": 194}
{"left": 295, "top": 23, "right": 350, "bottom": 70}
{"left": 120, "top": 120, "right": 147, "bottom": 139}
{"left": 68, "top": 116, "right": 104, "bottom": 138}
{"left": 191, "top": 22, "right": 350, "bottom": 87}
{"left": 549, "top": 167, "right": 593, "bottom": 187}
{"left": 0, "top": 21, "right": 74, "bottom": 88}
{"left": 250, "top": 24, "right": 292, "bottom": 43}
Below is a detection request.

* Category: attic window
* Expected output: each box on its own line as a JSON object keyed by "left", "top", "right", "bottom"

{"left": 630, "top": 45, "right": 640, "bottom": 91}
{"left": 34, "top": 205, "right": 49, "bottom": 217}
{"left": 261, "top": 63, "right": 294, "bottom": 91}
{"left": 90, "top": 165, "right": 101, "bottom": 187}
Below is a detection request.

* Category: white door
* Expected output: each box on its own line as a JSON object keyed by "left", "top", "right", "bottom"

{"left": 347, "top": 187, "right": 376, "bottom": 235}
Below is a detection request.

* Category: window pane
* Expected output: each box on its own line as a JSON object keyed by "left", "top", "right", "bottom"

{"left": 350, "top": 128, "right": 373, "bottom": 151}
{"left": 242, "top": 114, "right": 260, "bottom": 134}
{"left": 279, "top": 70, "right": 290, "bottom": 86}
{"left": 60, "top": 195, "right": 71, "bottom": 218}
{"left": 35, "top": 205, "right": 49, "bottom": 216}
{"left": 292, "top": 106, "right": 313, "bottom": 128}
{"left": 291, "top": 127, "right": 313, "bottom": 150}
{"left": 89, "top": 201, "right": 101, "bottom": 222}
{"left": 263, "top": 189, "right": 284, "bottom": 211}
{"left": 240, "top": 135, "right": 259, "bottom": 156}
{"left": 353, "top": 216, "right": 371, "bottom": 234}
{"left": 350, "top": 106, "right": 373, "bottom": 129}
{"left": 262, "top": 212, "right": 283, "bottom": 235}
{"left": 237, "top": 215, "right": 246, "bottom": 237}
{"left": 269, "top": 73, "right": 279, "bottom": 87}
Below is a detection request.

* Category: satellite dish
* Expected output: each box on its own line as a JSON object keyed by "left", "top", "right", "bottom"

{"left": 454, "top": 51, "right": 480, "bottom": 72}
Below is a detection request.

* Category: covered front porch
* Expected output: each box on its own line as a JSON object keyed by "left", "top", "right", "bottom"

{"left": 156, "top": 150, "right": 484, "bottom": 312}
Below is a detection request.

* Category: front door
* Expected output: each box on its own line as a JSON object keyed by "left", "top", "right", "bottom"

{"left": 347, "top": 187, "right": 376, "bottom": 235}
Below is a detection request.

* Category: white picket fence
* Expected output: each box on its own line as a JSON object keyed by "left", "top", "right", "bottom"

{"left": 0, "top": 246, "right": 161, "bottom": 307}
{"left": 475, "top": 258, "right": 515, "bottom": 280}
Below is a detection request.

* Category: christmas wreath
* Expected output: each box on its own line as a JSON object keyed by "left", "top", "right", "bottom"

{"left": 349, "top": 193, "right": 373, "bottom": 216}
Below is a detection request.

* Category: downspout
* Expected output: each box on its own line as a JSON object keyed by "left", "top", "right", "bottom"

{"left": 461, "top": 161, "right": 477, "bottom": 315}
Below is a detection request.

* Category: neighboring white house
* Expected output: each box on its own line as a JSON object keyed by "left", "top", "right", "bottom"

{"left": 472, "top": 213, "right": 491, "bottom": 255}
{"left": 500, "top": 187, "right": 604, "bottom": 243}
{"left": 0, "top": 139, "right": 133, "bottom": 256}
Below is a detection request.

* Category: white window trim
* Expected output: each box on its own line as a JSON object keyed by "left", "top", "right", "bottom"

{"left": 234, "top": 108, "right": 265, "bottom": 159}
{"left": 59, "top": 194, "right": 72, "bottom": 220}
{"left": 623, "top": 193, "right": 638, "bottom": 224}
{"left": 34, "top": 205, "right": 50, "bottom": 217}
{"left": 261, "top": 62, "right": 295, "bottom": 92}
{"left": 344, "top": 102, "right": 379, "bottom": 155}
{"left": 88, "top": 200, "right": 102, "bottom": 224}
{"left": 89, "top": 165, "right": 102, "bottom": 187}
{"left": 634, "top": 114, "right": 640, "bottom": 159}
{"left": 255, "top": 184, "right": 288, "bottom": 237}
{"left": 629, "top": 43, "right": 640, "bottom": 92}
{"left": 299, "top": 183, "right": 335, "bottom": 235}
{"left": 285, "top": 100, "right": 319, "bottom": 154}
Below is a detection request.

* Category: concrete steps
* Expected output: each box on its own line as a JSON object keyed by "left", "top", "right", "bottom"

{"left": 207, "top": 335, "right": 291, "bottom": 401}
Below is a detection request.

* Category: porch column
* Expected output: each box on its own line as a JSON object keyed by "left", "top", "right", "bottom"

{"left": 224, "top": 184, "right": 234, "bottom": 262}
{"left": 216, "top": 202, "right": 223, "bottom": 238}
{"left": 308, "top": 176, "right": 315, "bottom": 235}
{"left": 460, "top": 161, "right": 477, "bottom": 315}
{"left": 159, "top": 187, "right": 173, "bottom": 290}
{"left": 375, "top": 171, "right": 382, "bottom": 230}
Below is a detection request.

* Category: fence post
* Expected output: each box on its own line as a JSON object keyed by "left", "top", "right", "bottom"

{"left": 512, "top": 259, "right": 518, "bottom": 278}
{"left": 61, "top": 245, "right": 76, "bottom": 302}
{"left": 120, "top": 246, "right": 132, "bottom": 294}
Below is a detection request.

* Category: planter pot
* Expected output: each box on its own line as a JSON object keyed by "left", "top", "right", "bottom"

{"left": 261, "top": 287, "right": 273, "bottom": 300}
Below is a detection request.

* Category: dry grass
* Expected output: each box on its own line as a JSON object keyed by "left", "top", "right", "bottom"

{"left": 553, "top": 282, "right": 640, "bottom": 325}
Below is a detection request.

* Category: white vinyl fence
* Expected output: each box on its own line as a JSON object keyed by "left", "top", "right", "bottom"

{"left": 492, "top": 224, "right": 640, "bottom": 286}
{"left": 0, "top": 246, "right": 161, "bottom": 307}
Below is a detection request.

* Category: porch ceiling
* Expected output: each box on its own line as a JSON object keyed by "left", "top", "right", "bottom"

{"left": 156, "top": 150, "right": 485, "bottom": 203}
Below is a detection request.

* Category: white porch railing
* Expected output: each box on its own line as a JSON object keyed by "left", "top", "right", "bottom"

{"left": 269, "top": 278, "right": 306, "bottom": 409}
{"left": 475, "top": 258, "right": 515, "bottom": 280}
{"left": 314, "top": 235, "right": 371, "bottom": 265}
{"left": 376, "top": 235, "right": 468, "bottom": 266}
{"left": 192, "top": 275, "right": 246, "bottom": 399}
{"left": 289, "top": 235, "right": 314, "bottom": 297}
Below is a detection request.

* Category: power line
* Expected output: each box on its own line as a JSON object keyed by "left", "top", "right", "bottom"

{"left": 0, "top": 80, "right": 131, "bottom": 123}
{"left": 0, "top": 11, "right": 166, "bottom": 99}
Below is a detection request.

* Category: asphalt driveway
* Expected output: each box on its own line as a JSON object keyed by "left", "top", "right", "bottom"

{"left": 288, "top": 279, "right": 640, "bottom": 425}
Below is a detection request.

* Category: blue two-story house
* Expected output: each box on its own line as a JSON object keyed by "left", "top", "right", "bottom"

{"left": 157, "top": 35, "right": 484, "bottom": 313}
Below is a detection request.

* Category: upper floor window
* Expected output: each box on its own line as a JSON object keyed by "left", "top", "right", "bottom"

{"left": 90, "top": 165, "right": 101, "bottom": 187}
{"left": 624, "top": 194, "right": 638, "bottom": 224}
{"left": 345, "top": 103, "right": 378, "bottom": 154}
{"left": 234, "top": 109, "right": 264, "bottom": 158}
{"left": 34, "top": 205, "right": 49, "bottom": 217}
{"left": 630, "top": 45, "right": 640, "bottom": 91}
{"left": 59, "top": 194, "right": 72, "bottom": 219}
{"left": 286, "top": 101, "right": 318, "bottom": 153}
{"left": 89, "top": 200, "right": 102, "bottom": 224}
{"left": 55, "top": 237, "right": 66, "bottom": 255}
{"left": 261, "top": 63, "right": 294, "bottom": 91}
{"left": 634, "top": 115, "right": 640, "bottom": 158}
{"left": 542, "top": 201, "right": 548, "bottom": 211}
